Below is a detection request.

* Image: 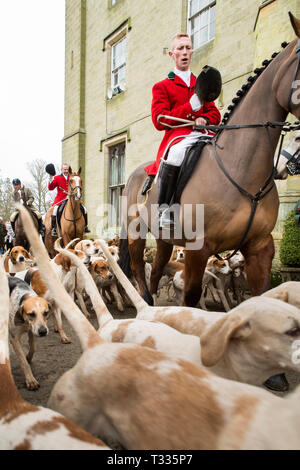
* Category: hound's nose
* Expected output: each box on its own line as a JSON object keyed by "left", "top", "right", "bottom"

{"left": 108, "top": 273, "right": 113, "bottom": 280}
{"left": 38, "top": 327, "right": 48, "bottom": 337}
{"left": 19, "top": 256, "right": 25, "bottom": 262}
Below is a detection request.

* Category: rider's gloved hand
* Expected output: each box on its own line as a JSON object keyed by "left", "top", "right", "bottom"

{"left": 190, "top": 93, "right": 202, "bottom": 111}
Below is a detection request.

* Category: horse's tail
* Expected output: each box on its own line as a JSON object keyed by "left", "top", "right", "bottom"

{"left": 118, "top": 224, "right": 132, "bottom": 278}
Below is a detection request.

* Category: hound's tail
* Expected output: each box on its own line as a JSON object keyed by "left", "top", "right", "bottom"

{"left": 118, "top": 224, "right": 132, "bottom": 278}
{"left": 17, "top": 204, "right": 102, "bottom": 352}
{"left": 59, "top": 248, "right": 113, "bottom": 329}
{"left": 97, "top": 239, "right": 148, "bottom": 313}
{"left": 0, "top": 258, "right": 10, "bottom": 364}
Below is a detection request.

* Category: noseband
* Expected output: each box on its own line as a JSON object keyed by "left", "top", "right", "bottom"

{"left": 281, "top": 145, "right": 300, "bottom": 175}
{"left": 68, "top": 181, "right": 82, "bottom": 198}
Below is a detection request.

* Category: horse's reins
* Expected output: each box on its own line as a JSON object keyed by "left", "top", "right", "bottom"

{"left": 63, "top": 182, "right": 83, "bottom": 239}
{"left": 155, "top": 40, "right": 300, "bottom": 260}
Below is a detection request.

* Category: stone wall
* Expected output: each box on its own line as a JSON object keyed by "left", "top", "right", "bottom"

{"left": 64, "top": 0, "right": 300, "bottom": 260}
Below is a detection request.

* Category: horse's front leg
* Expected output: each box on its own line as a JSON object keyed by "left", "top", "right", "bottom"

{"left": 149, "top": 240, "right": 173, "bottom": 305}
{"left": 184, "top": 245, "right": 211, "bottom": 307}
{"left": 128, "top": 236, "right": 153, "bottom": 305}
{"left": 241, "top": 235, "right": 275, "bottom": 295}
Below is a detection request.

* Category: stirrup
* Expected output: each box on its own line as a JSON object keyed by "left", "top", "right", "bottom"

{"left": 51, "top": 228, "right": 57, "bottom": 237}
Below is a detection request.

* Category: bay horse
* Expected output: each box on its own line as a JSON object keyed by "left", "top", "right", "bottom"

{"left": 13, "top": 205, "right": 39, "bottom": 251}
{"left": 44, "top": 168, "right": 85, "bottom": 258}
{"left": 119, "top": 13, "right": 300, "bottom": 307}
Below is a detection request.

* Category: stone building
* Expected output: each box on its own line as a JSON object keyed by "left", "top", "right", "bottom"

{"left": 63, "top": 0, "right": 300, "bottom": 265}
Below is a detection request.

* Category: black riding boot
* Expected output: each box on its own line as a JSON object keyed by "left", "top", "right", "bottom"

{"left": 80, "top": 206, "right": 90, "bottom": 233}
{"left": 51, "top": 215, "right": 57, "bottom": 237}
{"left": 11, "top": 220, "right": 15, "bottom": 234}
{"left": 158, "top": 162, "right": 180, "bottom": 228}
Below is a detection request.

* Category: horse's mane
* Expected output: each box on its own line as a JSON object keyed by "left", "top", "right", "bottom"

{"left": 221, "top": 41, "right": 290, "bottom": 125}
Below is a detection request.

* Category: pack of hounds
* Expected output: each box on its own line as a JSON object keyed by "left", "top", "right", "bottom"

{"left": 1, "top": 204, "right": 300, "bottom": 449}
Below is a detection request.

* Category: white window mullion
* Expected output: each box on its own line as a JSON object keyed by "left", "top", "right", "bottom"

{"left": 188, "top": 0, "right": 216, "bottom": 50}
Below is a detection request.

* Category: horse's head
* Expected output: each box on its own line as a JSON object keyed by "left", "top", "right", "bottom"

{"left": 275, "top": 130, "right": 300, "bottom": 179}
{"left": 273, "top": 13, "right": 300, "bottom": 119}
{"left": 68, "top": 167, "right": 82, "bottom": 201}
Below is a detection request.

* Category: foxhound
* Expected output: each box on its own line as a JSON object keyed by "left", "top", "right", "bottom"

{"left": 4, "top": 246, "right": 33, "bottom": 274}
{"left": 8, "top": 276, "right": 50, "bottom": 390}
{"left": 97, "top": 239, "right": 300, "bottom": 388}
{"left": 0, "top": 263, "right": 109, "bottom": 449}
{"left": 18, "top": 204, "right": 300, "bottom": 450}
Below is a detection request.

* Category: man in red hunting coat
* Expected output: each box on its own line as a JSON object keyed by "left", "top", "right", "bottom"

{"left": 48, "top": 163, "right": 90, "bottom": 236}
{"left": 144, "top": 33, "right": 221, "bottom": 228}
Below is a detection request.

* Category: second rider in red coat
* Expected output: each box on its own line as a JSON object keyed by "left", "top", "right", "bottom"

{"left": 48, "top": 163, "right": 90, "bottom": 236}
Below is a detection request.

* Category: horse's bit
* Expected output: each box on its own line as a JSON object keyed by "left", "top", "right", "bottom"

{"left": 281, "top": 145, "right": 300, "bottom": 175}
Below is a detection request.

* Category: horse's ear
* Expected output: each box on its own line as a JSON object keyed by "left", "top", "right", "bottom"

{"left": 68, "top": 166, "right": 72, "bottom": 174}
{"left": 78, "top": 167, "right": 82, "bottom": 175}
{"left": 289, "top": 12, "right": 300, "bottom": 38}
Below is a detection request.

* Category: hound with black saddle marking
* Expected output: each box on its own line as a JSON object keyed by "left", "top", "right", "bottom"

{"left": 0, "top": 261, "right": 109, "bottom": 449}
{"left": 8, "top": 276, "right": 50, "bottom": 390}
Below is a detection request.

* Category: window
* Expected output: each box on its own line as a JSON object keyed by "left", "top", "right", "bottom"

{"left": 111, "top": 36, "right": 126, "bottom": 90}
{"left": 109, "top": 142, "right": 125, "bottom": 227}
{"left": 188, "top": 0, "right": 216, "bottom": 49}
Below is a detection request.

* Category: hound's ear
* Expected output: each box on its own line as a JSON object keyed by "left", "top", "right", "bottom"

{"left": 15, "top": 307, "right": 25, "bottom": 325}
{"left": 55, "top": 253, "right": 71, "bottom": 271}
{"left": 200, "top": 313, "right": 252, "bottom": 367}
{"left": 78, "top": 167, "right": 82, "bottom": 175}
{"left": 289, "top": 12, "right": 300, "bottom": 38}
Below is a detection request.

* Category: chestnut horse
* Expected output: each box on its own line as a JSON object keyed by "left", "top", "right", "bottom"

{"left": 45, "top": 168, "right": 85, "bottom": 258}
{"left": 119, "top": 13, "right": 300, "bottom": 307}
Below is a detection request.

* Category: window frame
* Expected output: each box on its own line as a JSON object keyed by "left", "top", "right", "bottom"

{"left": 103, "top": 20, "right": 130, "bottom": 98}
{"left": 188, "top": 0, "right": 216, "bottom": 50}
{"left": 111, "top": 36, "right": 126, "bottom": 90}
{"left": 108, "top": 141, "right": 126, "bottom": 229}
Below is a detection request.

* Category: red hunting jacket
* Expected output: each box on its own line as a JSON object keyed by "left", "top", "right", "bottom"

{"left": 48, "top": 173, "right": 69, "bottom": 207}
{"left": 144, "top": 72, "right": 221, "bottom": 176}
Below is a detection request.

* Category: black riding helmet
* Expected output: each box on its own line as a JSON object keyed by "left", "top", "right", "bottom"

{"left": 12, "top": 178, "right": 21, "bottom": 185}
{"left": 195, "top": 65, "right": 222, "bottom": 103}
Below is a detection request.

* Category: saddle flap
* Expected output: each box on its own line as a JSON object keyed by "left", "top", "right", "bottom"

{"left": 56, "top": 200, "right": 68, "bottom": 229}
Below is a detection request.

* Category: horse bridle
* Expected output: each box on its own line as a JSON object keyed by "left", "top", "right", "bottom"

{"left": 281, "top": 144, "right": 300, "bottom": 175}
{"left": 287, "top": 39, "right": 300, "bottom": 115}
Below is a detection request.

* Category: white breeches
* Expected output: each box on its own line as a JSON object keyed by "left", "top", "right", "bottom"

{"left": 166, "top": 131, "right": 211, "bottom": 166}
{"left": 53, "top": 203, "right": 87, "bottom": 216}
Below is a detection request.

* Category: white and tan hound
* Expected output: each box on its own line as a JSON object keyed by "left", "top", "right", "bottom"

{"left": 18, "top": 204, "right": 300, "bottom": 450}
{"left": 8, "top": 276, "right": 50, "bottom": 390}
{"left": 97, "top": 239, "right": 300, "bottom": 388}
{"left": 4, "top": 246, "right": 33, "bottom": 274}
{"left": 0, "top": 263, "right": 109, "bottom": 449}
